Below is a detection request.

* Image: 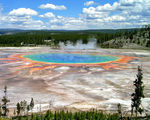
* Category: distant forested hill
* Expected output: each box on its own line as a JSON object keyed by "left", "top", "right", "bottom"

{"left": 0, "top": 29, "right": 27, "bottom": 35}
{"left": 0, "top": 28, "right": 139, "bottom": 35}
{"left": 0, "top": 27, "right": 149, "bottom": 49}
{"left": 100, "top": 27, "right": 150, "bottom": 49}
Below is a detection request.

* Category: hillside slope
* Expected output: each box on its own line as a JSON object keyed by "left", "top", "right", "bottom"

{"left": 100, "top": 29, "right": 150, "bottom": 49}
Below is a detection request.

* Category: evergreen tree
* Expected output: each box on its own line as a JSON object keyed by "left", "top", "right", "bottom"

{"left": 117, "top": 103, "right": 122, "bottom": 119}
{"left": 16, "top": 102, "right": 21, "bottom": 116}
{"left": 20, "top": 100, "right": 27, "bottom": 116}
{"left": 1, "top": 86, "right": 10, "bottom": 116}
{"left": 27, "top": 105, "right": 30, "bottom": 116}
{"left": 13, "top": 109, "right": 16, "bottom": 116}
{"left": 0, "top": 103, "right": 2, "bottom": 116}
{"left": 131, "top": 66, "right": 145, "bottom": 117}
{"left": 30, "top": 98, "right": 34, "bottom": 111}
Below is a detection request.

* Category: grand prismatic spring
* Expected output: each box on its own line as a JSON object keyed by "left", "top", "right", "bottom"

{"left": 23, "top": 53, "right": 119, "bottom": 64}
{"left": 0, "top": 47, "right": 150, "bottom": 112}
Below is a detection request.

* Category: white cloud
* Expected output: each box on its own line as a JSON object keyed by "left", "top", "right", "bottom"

{"left": 84, "top": 1, "right": 95, "bottom": 6}
{"left": 82, "top": 7, "right": 96, "bottom": 15}
{"left": 9, "top": 8, "right": 38, "bottom": 16}
{"left": 39, "top": 12, "right": 55, "bottom": 18}
{"left": 1, "top": 14, "right": 44, "bottom": 29}
{"left": 20, "top": 20, "right": 44, "bottom": 29}
{"left": 96, "top": 3, "right": 115, "bottom": 11}
{"left": 39, "top": 3, "right": 66, "bottom": 10}
{"left": 0, "top": 8, "right": 45, "bottom": 29}
{"left": 46, "top": 16, "right": 86, "bottom": 30}
{"left": 105, "top": 15, "right": 126, "bottom": 22}
{"left": 1, "top": 0, "right": 150, "bottom": 30}
{"left": 81, "top": 0, "right": 150, "bottom": 29}
{"left": 82, "top": 7, "right": 109, "bottom": 19}
{"left": 119, "top": 0, "right": 139, "bottom": 6}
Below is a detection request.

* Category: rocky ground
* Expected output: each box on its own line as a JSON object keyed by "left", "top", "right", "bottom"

{"left": 0, "top": 47, "right": 150, "bottom": 114}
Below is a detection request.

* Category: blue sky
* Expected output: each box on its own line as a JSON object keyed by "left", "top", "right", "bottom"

{"left": 0, "top": 0, "right": 150, "bottom": 30}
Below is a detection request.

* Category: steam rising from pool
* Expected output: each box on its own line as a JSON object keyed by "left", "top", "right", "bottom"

{"left": 59, "top": 38, "right": 97, "bottom": 50}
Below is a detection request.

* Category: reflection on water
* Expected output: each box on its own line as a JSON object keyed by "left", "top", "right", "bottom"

{"left": 59, "top": 38, "right": 97, "bottom": 50}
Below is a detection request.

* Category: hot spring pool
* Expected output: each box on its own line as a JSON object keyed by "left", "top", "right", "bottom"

{"left": 23, "top": 53, "right": 119, "bottom": 64}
